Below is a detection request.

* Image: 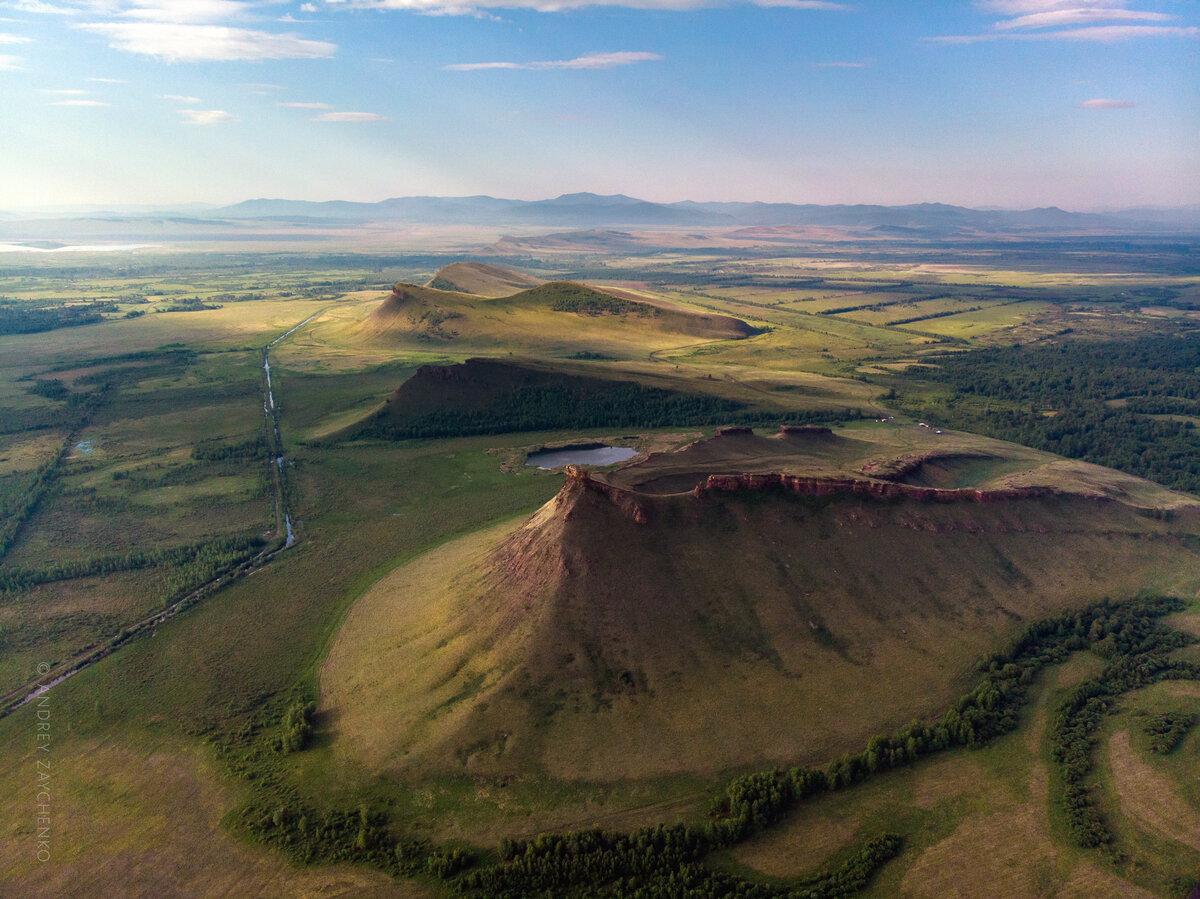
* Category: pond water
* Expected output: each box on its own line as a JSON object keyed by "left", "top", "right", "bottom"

{"left": 525, "top": 445, "right": 638, "bottom": 470}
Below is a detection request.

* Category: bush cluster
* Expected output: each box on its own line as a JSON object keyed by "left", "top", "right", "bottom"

{"left": 1144, "top": 712, "right": 1196, "bottom": 754}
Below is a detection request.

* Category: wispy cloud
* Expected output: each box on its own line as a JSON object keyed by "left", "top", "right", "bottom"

{"left": 115, "top": 0, "right": 251, "bottom": 23}
{"left": 0, "top": 53, "right": 24, "bottom": 67}
{"left": 52, "top": 98, "right": 110, "bottom": 105}
{"left": 180, "top": 108, "right": 237, "bottom": 124}
{"left": 1078, "top": 97, "right": 1136, "bottom": 109}
{"left": 931, "top": 1, "right": 1198, "bottom": 43}
{"left": 994, "top": 8, "right": 1171, "bottom": 30}
{"left": 242, "top": 81, "right": 284, "bottom": 92}
{"left": 278, "top": 100, "right": 331, "bottom": 107}
{"left": 312, "top": 110, "right": 385, "bottom": 121}
{"left": 976, "top": 1, "right": 1115, "bottom": 12}
{"left": 7, "top": 0, "right": 77, "bottom": 14}
{"left": 1026, "top": 24, "right": 1199, "bottom": 40}
{"left": 446, "top": 50, "right": 661, "bottom": 71}
{"left": 158, "top": 92, "right": 201, "bottom": 101}
{"left": 75, "top": 23, "right": 336, "bottom": 61}
{"left": 0, "top": 31, "right": 31, "bottom": 41}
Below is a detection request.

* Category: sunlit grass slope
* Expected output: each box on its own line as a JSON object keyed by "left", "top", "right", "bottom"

{"left": 323, "top": 429, "right": 1200, "bottom": 788}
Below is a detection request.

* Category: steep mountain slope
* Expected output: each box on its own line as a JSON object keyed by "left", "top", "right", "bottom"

{"left": 322, "top": 430, "right": 1200, "bottom": 783}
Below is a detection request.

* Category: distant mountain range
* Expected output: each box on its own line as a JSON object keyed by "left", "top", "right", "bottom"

{"left": 4, "top": 194, "right": 1200, "bottom": 238}
{"left": 204, "top": 193, "right": 1200, "bottom": 233}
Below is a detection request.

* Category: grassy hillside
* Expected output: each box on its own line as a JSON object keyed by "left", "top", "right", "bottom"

{"left": 322, "top": 431, "right": 1200, "bottom": 792}
{"left": 4, "top": 248, "right": 1200, "bottom": 897}
{"left": 348, "top": 280, "right": 759, "bottom": 357}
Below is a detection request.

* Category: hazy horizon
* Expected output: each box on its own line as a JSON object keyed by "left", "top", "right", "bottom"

{"left": 4, "top": 191, "right": 1200, "bottom": 219}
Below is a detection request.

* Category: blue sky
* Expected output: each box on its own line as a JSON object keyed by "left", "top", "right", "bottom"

{"left": 1, "top": 0, "right": 1197, "bottom": 209}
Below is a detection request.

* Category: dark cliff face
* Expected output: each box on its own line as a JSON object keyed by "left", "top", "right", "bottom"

{"left": 692, "top": 473, "right": 1073, "bottom": 504}
{"left": 560, "top": 465, "right": 1104, "bottom": 525}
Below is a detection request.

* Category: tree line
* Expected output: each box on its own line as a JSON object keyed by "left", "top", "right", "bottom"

{"left": 0, "top": 534, "right": 266, "bottom": 596}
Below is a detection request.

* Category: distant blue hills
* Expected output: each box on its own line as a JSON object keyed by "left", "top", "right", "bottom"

{"left": 4, "top": 193, "right": 1199, "bottom": 235}
{"left": 207, "top": 192, "right": 1200, "bottom": 233}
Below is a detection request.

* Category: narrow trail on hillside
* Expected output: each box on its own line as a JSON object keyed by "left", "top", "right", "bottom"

{"left": 0, "top": 311, "right": 321, "bottom": 719}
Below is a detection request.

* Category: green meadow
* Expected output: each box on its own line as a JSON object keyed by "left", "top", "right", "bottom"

{"left": 1, "top": 243, "right": 1198, "bottom": 897}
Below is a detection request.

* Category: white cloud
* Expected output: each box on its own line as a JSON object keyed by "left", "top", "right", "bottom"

{"left": 995, "top": 9, "right": 1171, "bottom": 30}
{"left": 0, "top": 31, "right": 31, "bottom": 41}
{"left": 180, "top": 107, "right": 237, "bottom": 124}
{"left": 299, "top": 1, "right": 315, "bottom": 8}
{"left": 158, "top": 92, "right": 201, "bottom": 101}
{"left": 446, "top": 50, "right": 662, "bottom": 70}
{"left": 52, "top": 98, "right": 111, "bottom": 105}
{"left": 1078, "top": 97, "right": 1137, "bottom": 108}
{"left": 242, "top": 81, "right": 283, "bottom": 91}
{"left": 312, "top": 110, "right": 385, "bottom": 121}
{"left": 934, "top": 1, "right": 1197, "bottom": 43}
{"left": 278, "top": 100, "right": 331, "bottom": 107}
{"left": 76, "top": 23, "right": 336, "bottom": 60}
{"left": 0, "top": 53, "right": 24, "bottom": 67}
{"left": 7, "top": 0, "right": 76, "bottom": 13}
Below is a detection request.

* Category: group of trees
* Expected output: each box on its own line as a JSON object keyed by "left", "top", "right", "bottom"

{"left": 276, "top": 700, "right": 316, "bottom": 753}
{"left": 1047, "top": 613, "right": 1198, "bottom": 851}
{"left": 0, "top": 299, "right": 116, "bottom": 335}
{"left": 1143, "top": 711, "right": 1196, "bottom": 754}
{"left": 0, "top": 534, "right": 266, "bottom": 596}
{"left": 901, "top": 333, "right": 1200, "bottom": 491}
{"left": 363, "top": 379, "right": 849, "bottom": 441}
{"left": 191, "top": 436, "right": 268, "bottom": 462}
{"left": 550, "top": 294, "right": 655, "bottom": 317}
{"left": 465, "top": 827, "right": 900, "bottom": 898}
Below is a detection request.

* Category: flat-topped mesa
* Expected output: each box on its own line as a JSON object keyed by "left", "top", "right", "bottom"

{"left": 558, "top": 464, "right": 1103, "bottom": 526}
{"left": 692, "top": 472, "right": 1079, "bottom": 504}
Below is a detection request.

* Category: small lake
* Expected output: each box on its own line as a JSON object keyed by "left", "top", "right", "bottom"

{"left": 525, "top": 445, "right": 638, "bottom": 470}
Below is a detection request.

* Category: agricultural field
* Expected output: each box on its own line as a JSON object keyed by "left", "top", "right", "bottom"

{"left": 1, "top": 240, "right": 1199, "bottom": 897}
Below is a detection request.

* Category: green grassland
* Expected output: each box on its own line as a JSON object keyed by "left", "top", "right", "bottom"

{"left": 0, "top": 244, "right": 1198, "bottom": 896}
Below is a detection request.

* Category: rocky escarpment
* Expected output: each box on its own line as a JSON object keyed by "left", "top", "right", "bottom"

{"left": 565, "top": 465, "right": 1105, "bottom": 524}
{"left": 692, "top": 473, "right": 1082, "bottom": 504}
{"left": 562, "top": 465, "right": 650, "bottom": 523}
